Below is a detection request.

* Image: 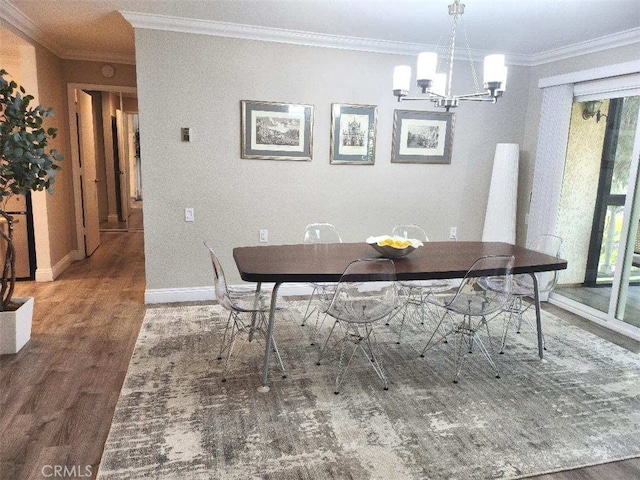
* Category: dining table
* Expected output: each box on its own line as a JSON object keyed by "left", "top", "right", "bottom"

{"left": 233, "top": 241, "right": 568, "bottom": 392}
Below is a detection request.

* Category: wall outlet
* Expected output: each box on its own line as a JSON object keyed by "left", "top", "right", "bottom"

{"left": 449, "top": 227, "right": 457, "bottom": 240}
{"left": 259, "top": 229, "right": 268, "bottom": 243}
{"left": 185, "top": 208, "right": 195, "bottom": 222}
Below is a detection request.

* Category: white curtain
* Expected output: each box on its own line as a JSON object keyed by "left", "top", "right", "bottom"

{"left": 527, "top": 84, "right": 574, "bottom": 246}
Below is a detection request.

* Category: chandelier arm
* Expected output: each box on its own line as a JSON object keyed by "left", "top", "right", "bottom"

{"left": 459, "top": 97, "right": 498, "bottom": 103}
{"left": 455, "top": 91, "right": 493, "bottom": 100}
{"left": 397, "top": 96, "right": 443, "bottom": 102}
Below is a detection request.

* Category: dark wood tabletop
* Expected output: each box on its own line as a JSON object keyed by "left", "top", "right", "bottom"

{"left": 233, "top": 241, "right": 568, "bottom": 283}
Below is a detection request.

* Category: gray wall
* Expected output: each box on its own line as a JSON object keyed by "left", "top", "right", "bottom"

{"left": 134, "top": 29, "right": 529, "bottom": 291}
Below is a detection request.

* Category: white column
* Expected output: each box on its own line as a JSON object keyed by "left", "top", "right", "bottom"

{"left": 483, "top": 143, "right": 519, "bottom": 244}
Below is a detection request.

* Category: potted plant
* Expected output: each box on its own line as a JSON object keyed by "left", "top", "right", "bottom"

{"left": 0, "top": 69, "right": 62, "bottom": 354}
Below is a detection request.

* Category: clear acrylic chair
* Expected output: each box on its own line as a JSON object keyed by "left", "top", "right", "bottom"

{"left": 315, "top": 258, "right": 398, "bottom": 394}
{"left": 204, "top": 241, "right": 287, "bottom": 382}
{"left": 496, "top": 234, "right": 562, "bottom": 353}
{"left": 389, "top": 224, "right": 453, "bottom": 344}
{"left": 301, "top": 223, "right": 343, "bottom": 343}
{"left": 420, "top": 255, "right": 514, "bottom": 383}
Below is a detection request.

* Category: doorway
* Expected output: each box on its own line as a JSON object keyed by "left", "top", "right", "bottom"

{"left": 554, "top": 95, "right": 640, "bottom": 330}
{"left": 68, "top": 84, "right": 143, "bottom": 259}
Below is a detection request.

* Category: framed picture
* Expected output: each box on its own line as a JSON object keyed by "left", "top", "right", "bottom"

{"left": 241, "top": 100, "right": 313, "bottom": 161}
{"left": 330, "top": 103, "right": 377, "bottom": 165}
{"left": 391, "top": 110, "right": 455, "bottom": 164}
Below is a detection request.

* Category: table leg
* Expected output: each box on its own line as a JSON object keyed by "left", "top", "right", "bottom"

{"left": 248, "top": 282, "right": 262, "bottom": 342}
{"left": 258, "top": 282, "right": 282, "bottom": 393}
{"left": 529, "top": 272, "right": 544, "bottom": 359}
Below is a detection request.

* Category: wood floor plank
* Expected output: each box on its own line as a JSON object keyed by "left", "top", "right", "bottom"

{"left": 1, "top": 231, "right": 638, "bottom": 479}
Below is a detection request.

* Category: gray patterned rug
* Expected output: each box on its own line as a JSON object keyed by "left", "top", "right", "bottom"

{"left": 97, "top": 300, "right": 640, "bottom": 479}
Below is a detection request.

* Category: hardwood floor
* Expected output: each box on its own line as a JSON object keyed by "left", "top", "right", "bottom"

{"left": 0, "top": 232, "right": 146, "bottom": 480}
{"left": 0, "top": 231, "right": 638, "bottom": 479}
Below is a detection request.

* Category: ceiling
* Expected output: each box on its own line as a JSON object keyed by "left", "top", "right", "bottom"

{"left": 2, "top": 0, "right": 640, "bottom": 65}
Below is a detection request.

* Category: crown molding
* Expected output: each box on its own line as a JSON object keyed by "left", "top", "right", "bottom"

{"left": 1, "top": 1, "right": 136, "bottom": 64}
{"left": 120, "top": 11, "right": 640, "bottom": 67}
{"left": 120, "top": 10, "right": 532, "bottom": 66}
{"left": 530, "top": 28, "right": 640, "bottom": 66}
{"left": 0, "top": 0, "right": 62, "bottom": 57}
{"left": 62, "top": 49, "right": 136, "bottom": 65}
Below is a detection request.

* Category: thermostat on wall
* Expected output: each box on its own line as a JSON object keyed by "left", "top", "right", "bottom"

{"left": 101, "top": 64, "right": 115, "bottom": 78}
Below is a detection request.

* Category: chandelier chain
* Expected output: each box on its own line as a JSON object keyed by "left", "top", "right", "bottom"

{"left": 462, "top": 26, "right": 482, "bottom": 93}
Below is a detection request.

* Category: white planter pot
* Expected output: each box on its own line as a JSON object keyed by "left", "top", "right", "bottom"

{"left": 0, "top": 297, "right": 34, "bottom": 354}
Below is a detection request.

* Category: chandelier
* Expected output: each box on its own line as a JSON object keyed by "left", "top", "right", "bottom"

{"left": 392, "top": 0, "right": 508, "bottom": 111}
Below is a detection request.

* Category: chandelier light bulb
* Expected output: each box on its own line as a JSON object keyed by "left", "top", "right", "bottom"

{"left": 432, "top": 73, "right": 447, "bottom": 97}
{"left": 416, "top": 52, "right": 438, "bottom": 82}
{"left": 483, "top": 54, "right": 506, "bottom": 85}
{"left": 393, "top": 65, "right": 412, "bottom": 93}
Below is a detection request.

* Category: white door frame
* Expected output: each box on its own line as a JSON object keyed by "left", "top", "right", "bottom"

{"left": 66, "top": 83, "right": 137, "bottom": 259}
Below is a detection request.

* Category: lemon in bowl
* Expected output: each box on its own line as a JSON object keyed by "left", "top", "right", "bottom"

{"left": 366, "top": 235, "right": 423, "bottom": 258}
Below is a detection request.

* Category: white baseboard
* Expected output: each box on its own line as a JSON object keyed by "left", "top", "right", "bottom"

{"left": 35, "top": 251, "right": 74, "bottom": 282}
{"left": 144, "top": 283, "right": 314, "bottom": 305}
{"left": 144, "top": 286, "right": 215, "bottom": 304}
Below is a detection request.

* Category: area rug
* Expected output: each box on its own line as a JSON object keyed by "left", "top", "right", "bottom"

{"left": 97, "top": 299, "right": 640, "bottom": 479}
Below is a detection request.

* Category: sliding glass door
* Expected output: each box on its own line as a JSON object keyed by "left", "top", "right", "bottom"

{"left": 553, "top": 94, "right": 640, "bottom": 332}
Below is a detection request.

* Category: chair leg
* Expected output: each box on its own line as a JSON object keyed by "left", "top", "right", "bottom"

{"left": 221, "top": 314, "right": 248, "bottom": 382}
{"left": 472, "top": 333, "right": 500, "bottom": 379}
{"left": 452, "top": 328, "right": 468, "bottom": 383}
{"left": 333, "top": 323, "right": 388, "bottom": 394}
{"left": 395, "top": 292, "right": 412, "bottom": 344}
{"left": 310, "top": 308, "right": 328, "bottom": 346}
{"left": 316, "top": 319, "right": 341, "bottom": 365}
{"left": 361, "top": 324, "right": 388, "bottom": 390}
{"left": 217, "top": 311, "right": 235, "bottom": 360}
{"left": 500, "top": 296, "right": 547, "bottom": 353}
{"left": 301, "top": 286, "right": 318, "bottom": 326}
{"left": 333, "top": 325, "right": 361, "bottom": 394}
{"left": 420, "top": 310, "right": 455, "bottom": 357}
{"left": 270, "top": 336, "right": 288, "bottom": 379}
{"left": 451, "top": 320, "right": 500, "bottom": 382}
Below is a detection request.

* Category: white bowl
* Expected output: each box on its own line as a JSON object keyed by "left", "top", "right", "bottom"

{"left": 365, "top": 235, "right": 423, "bottom": 258}
{"left": 369, "top": 243, "right": 416, "bottom": 258}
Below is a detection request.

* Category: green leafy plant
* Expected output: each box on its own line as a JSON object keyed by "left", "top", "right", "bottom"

{"left": 0, "top": 69, "right": 62, "bottom": 311}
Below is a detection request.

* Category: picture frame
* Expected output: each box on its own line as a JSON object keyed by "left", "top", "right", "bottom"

{"left": 391, "top": 110, "right": 455, "bottom": 164}
{"left": 241, "top": 100, "right": 314, "bottom": 161}
{"left": 330, "top": 103, "right": 377, "bottom": 165}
